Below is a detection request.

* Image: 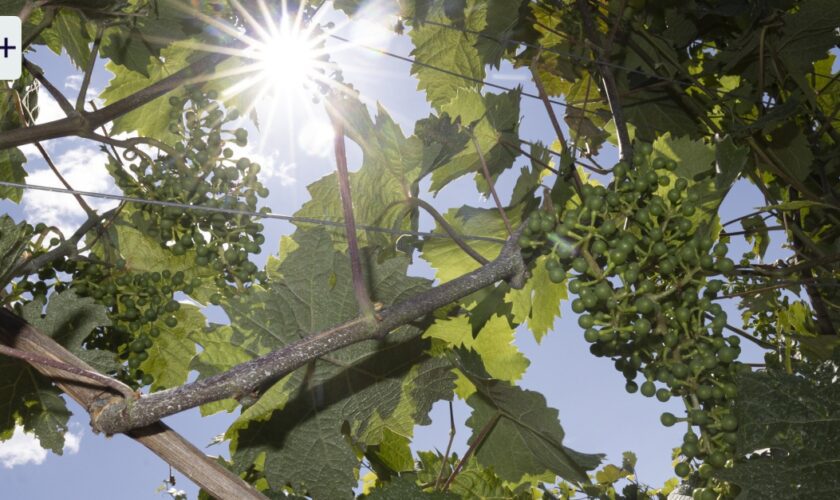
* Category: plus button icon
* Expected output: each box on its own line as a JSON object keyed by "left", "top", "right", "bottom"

{"left": 0, "top": 37, "right": 15, "bottom": 58}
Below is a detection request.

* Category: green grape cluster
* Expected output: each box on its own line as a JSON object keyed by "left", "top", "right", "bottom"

{"left": 66, "top": 258, "right": 201, "bottom": 386}
{"left": 519, "top": 143, "right": 743, "bottom": 495}
{"left": 110, "top": 87, "right": 269, "bottom": 287}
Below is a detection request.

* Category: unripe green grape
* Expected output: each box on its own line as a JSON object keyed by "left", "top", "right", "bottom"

{"left": 640, "top": 381, "right": 656, "bottom": 397}
{"left": 707, "top": 451, "right": 727, "bottom": 468}
{"left": 548, "top": 268, "right": 566, "bottom": 284}
{"left": 661, "top": 412, "right": 678, "bottom": 427}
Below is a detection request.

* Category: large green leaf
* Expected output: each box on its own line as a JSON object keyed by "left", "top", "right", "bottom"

{"left": 0, "top": 215, "right": 30, "bottom": 287}
{"left": 40, "top": 10, "right": 91, "bottom": 70}
{"left": 0, "top": 289, "right": 111, "bottom": 453}
{"left": 716, "top": 368, "right": 840, "bottom": 498}
{"left": 294, "top": 98, "right": 425, "bottom": 250}
{"left": 363, "top": 474, "right": 458, "bottom": 499}
{"left": 775, "top": 0, "right": 840, "bottom": 73}
{"left": 428, "top": 89, "right": 520, "bottom": 195}
{"left": 652, "top": 133, "right": 715, "bottom": 181}
{"left": 140, "top": 304, "right": 202, "bottom": 390}
{"left": 219, "top": 228, "right": 453, "bottom": 498}
{"left": 420, "top": 204, "right": 524, "bottom": 284}
{"left": 0, "top": 148, "right": 27, "bottom": 202}
{"left": 505, "top": 254, "right": 567, "bottom": 343}
{"left": 100, "top": 43, "right": 192, "bottom": 143}
{"left": 409, "top": 0, "right": 487, "bottom": 111}
{"left": 459, "top": 354, "right": 602, "bottom": 484}
{"left": 21, "top": 290, "right": 117, "bottom": 374}
{"left": 110, "top": 217, "right": 214, "bottom": 303}
{"left": 99, "top": 1, "right": 199, "bottom": 76}
{"left": 424, "top": 314, "right": 528, "bottom": 383}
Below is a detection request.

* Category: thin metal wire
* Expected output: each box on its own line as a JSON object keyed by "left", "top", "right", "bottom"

{"left": 327, "top": 33, "right": 592, "bottom": 113}
{"left": 408, "top": 17, "right": 696, "bottom": 90}
{"left": 0, "top": 180, "right": 508, "bottom": 244}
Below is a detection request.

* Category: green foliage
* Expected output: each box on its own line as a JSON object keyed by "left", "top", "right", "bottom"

{"left": 716, "top": 366, "right": 840, "bottom": 498}
{"left": 2, "top": 0, "right": 840, "bottom": 498}
{"left": 0, "top": 148, "right": 27, "bottom": 203}
{"left": 100, "top": 44, "right": 192, "bottom": 143}
{"left": 459, "top": 353, "right": 602, "bottom": 484}
{"left": 295, "top": 98, "right": 424, "bottom": 249}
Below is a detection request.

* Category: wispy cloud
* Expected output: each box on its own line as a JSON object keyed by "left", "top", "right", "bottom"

{"left": 0, "top": 426, "right": 82, "bottom": 469}
{"left": 64, "top": 74, "right": 83, "bottom": 91}
{"left": 22, "top": 146, "right": 120, "bottom": 235}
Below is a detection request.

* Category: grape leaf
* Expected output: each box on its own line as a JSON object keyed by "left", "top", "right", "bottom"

{"left": 623, "top": 89, "right": 700, "bottom": 142}
{"left": 0, "top": 289, "right": 112, "bottom": 453}
{"left": 100, "top": 44, "right": 192, "bottom": 143}
{"left": 715, "top": 135, "right": 749, "bottom": 192}
{"left": 716, "top": 368, "right": 840, "bottom": 498}
{"left": 0, "top": 148, "right": 27, "bottom": 202}
{"left": 652, "top": 133, "right": 715, "bottom": 181}
{"left": 505, "top": 254, "right": 567, "bottom": 343}
{"left": 40, "top": 10, "right": 91, "bottom": 70}
{"left": 421, "top": 204, "right": 525, "bottom": 283}
{"left": 110, "top": 218, "right": 214, "bottom": 303}
{"left": 366, "top": 428, "right": 415, "bottom": 476}
{"left": 458, "top": 353, "right": 602, "bottom": 484}
{"left": 219, "top": 228, "right": 453, "bottom": 498}
{"left": 99, "top": 2, "right": 199, "bottom": 76}
{"left": 21, "top": 289, "right": 117, "bottom": 374}
{"left": 776, "top": 0, "right": 840, "bottom": 73}
{"left": 409, "top": 0, "right": 487, "bottom": 111}
{"left": 475, "top": 0, "right": 523, "bottom": 69}
{"left": 294, "top": 98, "right": 424, "bottom": 250}
{"left": 0, "top": 215, "right": 30, "bottom": 287}
{"left": 363, "top": 474, "right": 458, "bottom": 499}
{"left": 430, "top": 88, "right": 520, "bottom": 195}
{"left": 140, "top": 303, "right": 203, "bottom": 390}
{"left": 424, "top": 314, "right": 528, "bottom": 382}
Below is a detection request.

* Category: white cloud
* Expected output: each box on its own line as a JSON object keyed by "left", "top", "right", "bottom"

{"left": 0, "top": 428, "right": 47, "bottom": 468}
{"left": 63, "top": 429, "right": 82, "bottom": 455}
{"left": 0, "top": 426, "right": 82, "bottom": 468}
{"left": 22, "top": 146, "right": 120, "bottom": 235}
{"left": 16, "top": 88, "right": 68, "bottom": 159}
{"left": 298, "top": 118, "right": 334, "bottom": 158}
{"left": 64, "top": 74, "right": 83, "bottom": 91}
{"left": 34, "top": 90, "right": 66, "bottom": 125}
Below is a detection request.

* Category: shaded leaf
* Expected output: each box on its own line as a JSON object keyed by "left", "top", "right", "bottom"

{"left": 224, "top": 229, "right": 454, "bottom": 499}
{"left": 716, "top": 368, "right": 840, "bottom": 498}
{"left": 458, "top": 353, "right": 602, "bottom": 484}
{"left": 0, "top": 148, "right": 27, "bottom": 202}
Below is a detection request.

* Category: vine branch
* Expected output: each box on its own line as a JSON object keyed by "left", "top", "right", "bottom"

{"left": 90, "top": 228, "right": 527, "bottom": 435}
{"left": 575, "top": 0, "right": 633, "bottom": 161}
{"left": 0, "top": 309, "right": 266, "bottom": 500}
{"left": 470, "top": 134, "right": 513, "bottom": 236}
{"left": 0, "top": 52, "right": 231, "bottom": 150}
{"left": 329, "top": 110, "right": 375, "bottom": 319}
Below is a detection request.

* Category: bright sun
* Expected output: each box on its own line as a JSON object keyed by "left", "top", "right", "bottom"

{"left": 252, "top": 15, "right": 321, "bottom": 92}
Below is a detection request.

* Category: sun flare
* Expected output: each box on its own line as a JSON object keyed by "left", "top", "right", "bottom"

{"left": 250, "top": 15, "right": 321, "bottom": 93}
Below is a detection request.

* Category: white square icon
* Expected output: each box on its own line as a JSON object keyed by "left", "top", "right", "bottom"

{"left": 0, "top": 16, "right": 21, "bottom": 80}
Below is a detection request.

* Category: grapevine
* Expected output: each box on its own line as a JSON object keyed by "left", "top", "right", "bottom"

{"left": 63, "top": 88, "right": 271, "bottom": 387}
{"left": 520, "top": 143, "right": 743, "bottom": 497}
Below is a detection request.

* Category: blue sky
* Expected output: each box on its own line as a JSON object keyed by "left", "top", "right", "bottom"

{"left": 0, "top": 2, "right": 784, "bottom": 498}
